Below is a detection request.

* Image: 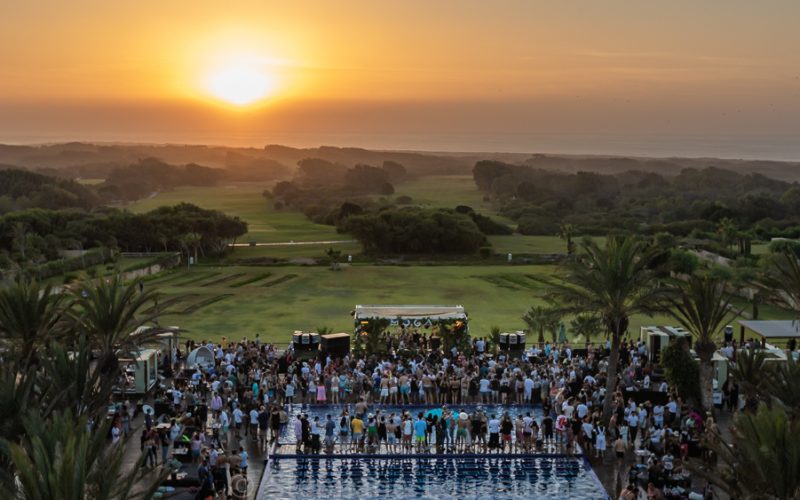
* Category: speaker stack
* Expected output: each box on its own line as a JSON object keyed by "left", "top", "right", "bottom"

{"left": 292, "top": 331, "right": 320, "bottom": 352}
{"left": 499, "top": 331, "right": 526, "bottom": 351}
{"left": 320, "top": 332, "right": 351, "bottom": 358}
{"left": 430, "top": 336, "right": 442, "bottom": 350}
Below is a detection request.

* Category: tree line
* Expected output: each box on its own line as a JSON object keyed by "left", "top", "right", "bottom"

{"left": 473, "top": 160, "right": 800, "bottom": 242}
{"left": 0, "top": 203, "right": 247, "bottom": 269}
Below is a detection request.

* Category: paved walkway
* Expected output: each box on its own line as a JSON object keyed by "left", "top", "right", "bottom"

{"left": 228, "top": 240, "right": 356, "bottom": 247}
{"left": 119, "top": 407, "right": 269, "bottom": 499}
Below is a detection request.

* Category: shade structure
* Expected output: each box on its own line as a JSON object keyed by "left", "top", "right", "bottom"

{"left": 185, "top": 346, "right": 214, "bottom": 369}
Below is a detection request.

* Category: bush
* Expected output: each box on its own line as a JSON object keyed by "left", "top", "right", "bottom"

{"left": 396, "top": 195, "right": 413, "bottom": 205}
{"left": 341, "top": 208, "right": 487, "bottom": 254}
{"left": 478, "top": 246, "right": 492, "bottom": 259}
{"left": 470, "top": 213, "right": 513, "bottom": 235}
{"left": 516, "top": 215, "right": 559, "bottom": 236}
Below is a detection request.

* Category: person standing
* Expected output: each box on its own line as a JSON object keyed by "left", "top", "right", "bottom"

{"left": 414, "top": 413, "right": 427, "bottom": 453}
{"left": 324, "top": 414, "right": 336, "bottom": 452}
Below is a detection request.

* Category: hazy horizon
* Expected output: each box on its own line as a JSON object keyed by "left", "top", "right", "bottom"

{"left": 2, "top": 1, "right": 799, "bottom": 160}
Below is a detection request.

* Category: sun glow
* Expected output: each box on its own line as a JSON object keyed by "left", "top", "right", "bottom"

{"left": 205, "top": 61, "right": 277, "bottom": 106}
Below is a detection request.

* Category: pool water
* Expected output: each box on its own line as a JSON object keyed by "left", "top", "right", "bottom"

{"left": 258, "top": 456, "right": 609, "bottom": 499}
{"left": 281, "top": 404, "right": 543, "bottom": 444}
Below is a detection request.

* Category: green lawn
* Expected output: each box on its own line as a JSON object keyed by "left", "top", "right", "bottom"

{"left": 224, "top": 241, "right": 363, "bottom": 262}
{"left": 123, "top": 177, "right": 597, "bottom": 259}
{"left": 43, "top": 256, "right": 158, "bottom": 287}
{"left": 124, "top": 183, "right": 350, "bottom": 244}
{"left": 146, "top": 263, "right": 775, "bottom": 346}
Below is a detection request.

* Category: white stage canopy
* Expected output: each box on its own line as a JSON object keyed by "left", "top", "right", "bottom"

{"left": 354, "top": 305, "right": 466, "bottom": 321}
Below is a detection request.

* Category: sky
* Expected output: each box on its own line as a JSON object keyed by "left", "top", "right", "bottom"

{"left": 1, "top": 0, "right": 799, "bottom": 157}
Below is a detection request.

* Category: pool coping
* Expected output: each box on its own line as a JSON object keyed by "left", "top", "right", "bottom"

{"left": 270, "top": 452, "right": 583, "bottom": 460}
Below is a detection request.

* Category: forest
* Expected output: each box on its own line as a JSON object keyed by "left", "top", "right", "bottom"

{"left": 0, "top": 203, "right": 247, "bottom": 270}
{"left": 473, "top": 161, "right": 800, "bottom": 246}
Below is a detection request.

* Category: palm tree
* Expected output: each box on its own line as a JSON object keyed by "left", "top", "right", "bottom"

{"left": 9, "top": 221, "right": 28, "bottom": 261}
{"left": 522, "top": 305, "right": 560, "bottom": 344}
{"left": 558, "top": 223, "right": 576, "bottom": 255}
{"left": 730, "top": 349, "right": 768, "bottom": 409}
{"left": 698, "top": 403, "right": 800, "bottom": 499}
{"left": 0, "top": 280, "right": 67, "bottom": 371}
{"left": 761, "top": 249, "right": 800, "bottom": 317}
{"left": 716, "top": 217, "right": 737, "bottom": 251}
{"left": 0, "top": 410, "right": 165, "bottom": 500}
{"left": 546, "top": 235, "right": 667, "bottom": 423}
{"left": 72, "top": 276, "right": 160, "bottom": 375}
{"left": 664, "top": 273, "right": 737, "bottom": 411}
{"left": 569, "top": 313, "right": 603, "bottom": 348}
{"left": 325, "top": 246, "right": 342, "bottom": 270}
{"left": 178, "top": 232, "right": 202, "bottom": 266}
{"left": 764, "top": 356, "right": 800, "bottom": 419}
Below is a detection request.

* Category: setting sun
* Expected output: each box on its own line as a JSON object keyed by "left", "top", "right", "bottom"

{"left": 205, "top": 62, "right": 276, "bottom": 106}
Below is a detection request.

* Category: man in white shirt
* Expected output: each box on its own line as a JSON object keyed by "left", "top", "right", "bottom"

{"left": 523, "top": 375, "right": 534, "bottom": 403}
{"left": 576, "top": 401, "right": 588, "bottom": 420}
{"left": 172, "top": 388, "right": 183, "bottom": 407}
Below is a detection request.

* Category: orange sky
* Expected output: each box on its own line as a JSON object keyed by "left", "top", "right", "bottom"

{"left": 1, "top": 0, "right": 799, "bottom": 156}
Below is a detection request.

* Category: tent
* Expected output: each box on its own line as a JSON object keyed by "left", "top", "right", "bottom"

{"left": 185, "top": 346, "right": 214, "bottom": 369}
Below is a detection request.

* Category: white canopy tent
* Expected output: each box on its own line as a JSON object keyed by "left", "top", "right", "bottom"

{"left": 185, "top": 346, "right": 214, "bottom": 369}
{"left": 354, "top": 305, "right": 466, "bottom": 321}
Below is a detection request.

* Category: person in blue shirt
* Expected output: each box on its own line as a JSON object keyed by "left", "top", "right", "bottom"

{"left": 238, "top": 446, "right": 248, "bottom": 474}
{"left": 414, "top": 413, "right": 427, "bottom": 452}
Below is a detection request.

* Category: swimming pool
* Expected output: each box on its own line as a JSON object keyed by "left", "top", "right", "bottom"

{"left": 257, "top": 456, "right": 609, "bottom": 499}
{"left": 280, "top": 403, "right": 543, "bottom": 444}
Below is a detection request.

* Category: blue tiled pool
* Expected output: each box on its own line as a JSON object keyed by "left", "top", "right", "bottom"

{"left": 257, "top": 456, "right": 609, "bottom": 499}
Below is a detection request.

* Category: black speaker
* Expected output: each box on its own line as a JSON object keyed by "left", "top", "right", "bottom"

{"left": 723, "top": 325, "right": 733, "bottom": 343}
{"left": 430, "top": 336, "right": 441, "bottom": 350}
{"left": 321, "top": 333, "right": 350, "bottom": 357}
{"left": 293, "top": 332, "right": 320, "bottom": 352}
{"left": 499, "top": 332, "right": 511, "bottom": 351}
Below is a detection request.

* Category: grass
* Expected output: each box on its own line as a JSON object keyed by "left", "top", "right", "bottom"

{"left": 147, "top": 263, "right": 786, "bottom": 346}
{"left": 124, "top": 183, "right": 350, "bottom": 245}
{"left": 224, "top": 241, "right": 363, "bottom": 262}
{"left": 124, "top": 178, "right": 589, "bottom": 259}
{"left": 44, "top": 256, "right": 158, "bottom": 287}
{"left": 229, "top": 273, "right": 273, "bottom": 287}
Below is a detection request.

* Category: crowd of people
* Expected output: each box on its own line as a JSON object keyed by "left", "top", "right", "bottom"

{"left": 131, "top": 328, "right": 764, "bottom": 499}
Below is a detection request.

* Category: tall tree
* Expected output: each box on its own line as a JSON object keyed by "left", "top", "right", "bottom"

{"left": 569, "top": 313, "right": 603, "bottom": 348}
{"left": 72, "top": 276, "right": 159, "bottom": 375}
{"left": 546, "top": 236, "right": 667, "bottom": 423}
{"left": 558, "top": 223, "right": 576, "bottom": 255}
{"left": 0, "top": 280, "right": 67, "bottom": 372}
{"left": 0, "top": 410, "right": 165, "bottom": 500}
{"left": 761, "top": 249, "right": 800, "bottom": 318}
{"left": 664, "top": 273, "right": 737, "bottom": 410}
{"left": 716, "top": 217, "right": 737, "bottom": 251}
{"left": 522, "top": 305, "right": 560, "bottom": 344}
{"left": 699, "top": 404, "right": 800, "bottom": 499}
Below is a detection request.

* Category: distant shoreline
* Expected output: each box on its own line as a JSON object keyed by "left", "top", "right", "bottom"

{"left": 1, "top": 133, "right": 799, "bottom": 163}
